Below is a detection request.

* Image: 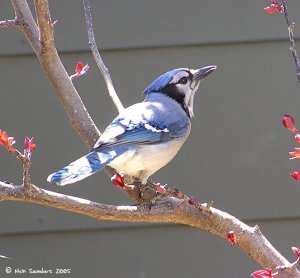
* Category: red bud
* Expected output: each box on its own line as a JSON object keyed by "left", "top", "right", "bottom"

{"left": 0, "top": 130, "right": 16, "bottom": 149}
{"left": 282, "top": 114, "right": 298, "bottom": 133}
{"left": 75, "top": 61, "right": 83, "bottom": 72}
{"left": 295, "top": 134, "right": 300, "bottom": 144}
{"left": 188, "top": 196, "right": 198, "bottom": 206}
{"left": 251, "top": 269, "right": 274, "bottom": 278}
{"left": 24, "top": 136, "right": 36, "bottom": 154}
{"left": 155, "top": 183, "right": 166, "bottom": 194}
{"left": 290, "top": 171, "right": 300, "bottom": 181}
{"left": 111, "top": 173, "right": 125, "bottom": 188}
{"left": 70, "top": 61, "right": 89, "bottom": 80}
{"left": 227, "top": 231, "right": 237, "bottom": 246}
{"left": 291, "top": 246, "right": 300, "bottom": 260}
{"left": 264, "top": 1, "right": 283, "bottom": 14}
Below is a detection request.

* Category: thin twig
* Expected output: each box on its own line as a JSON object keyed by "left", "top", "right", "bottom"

{"left": 0, "top": 19, "right": 17, "bottom": 28}
{"left": 281, "top": 0, "right": 300, "bottom": 83}
{"left": 0, "top": 254, "right": 14, "bottom": 260}
{"left": 82, "top": 0, "right": 124, "bottom": 113}
{"left": 33, "top": 0, "right": 100, "bottom": 147}
{"left": 277, "top": 259, "right": 300, "bottom": 275}
{"left": 8, "top": 148, "right": 31, "bottom": 188}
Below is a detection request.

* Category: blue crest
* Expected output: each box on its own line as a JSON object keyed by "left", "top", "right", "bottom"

{"left": 143, "top": 69, "right": 184, "bottom": 95}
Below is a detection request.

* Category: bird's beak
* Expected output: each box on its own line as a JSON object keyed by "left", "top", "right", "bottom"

{"left": 193, "top": 65, "right": 217, "bottom": 81}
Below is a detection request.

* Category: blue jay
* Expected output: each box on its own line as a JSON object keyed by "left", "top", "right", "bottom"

{"left": 47, "top": 66, "right": 216, "bottom": 186}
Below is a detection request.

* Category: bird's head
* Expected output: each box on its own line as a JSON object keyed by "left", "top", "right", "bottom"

{"left": 143, "top": 66, "right": 217, "bottom": 118}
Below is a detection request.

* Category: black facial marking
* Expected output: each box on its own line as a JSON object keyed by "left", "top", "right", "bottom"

{"left": 158, "top": 70, "right": 194, "bottom": 118}
{"left": 163, "top": 83, "right": 185, "bottom": 103}
{"left": 162, "top": 83, "right": 191, "bottom": 118}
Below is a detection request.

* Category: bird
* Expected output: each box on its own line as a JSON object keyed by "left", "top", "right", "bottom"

{"left": 47, "top": 66, "right": 217, "bottom": 186}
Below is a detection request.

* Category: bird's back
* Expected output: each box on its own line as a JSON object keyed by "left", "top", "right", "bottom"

{"left": 96, "top": 92, "right": 191, "bottom": 148}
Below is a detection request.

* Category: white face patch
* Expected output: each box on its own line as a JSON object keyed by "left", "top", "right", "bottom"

{"left": 185, "top": 80, "right": 201, "bottom": 118}
{"left": 170, "top": 70, "right": 200, "bottom": 118}
{"left": 169, "top": 70, "right": 190, "bottom": 84}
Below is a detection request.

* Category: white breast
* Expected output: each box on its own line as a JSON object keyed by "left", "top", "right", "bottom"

{"left": 108, "top": 137, "right": 188, "bottom": 184}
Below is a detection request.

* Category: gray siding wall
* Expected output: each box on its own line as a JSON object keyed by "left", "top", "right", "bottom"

{"left": 0, "top": 1, "right": 300, "bottom": 277}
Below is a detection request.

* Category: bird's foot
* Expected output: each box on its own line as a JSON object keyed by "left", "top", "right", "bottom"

{"left": 111, "top": 172, "right": 138, "bottom": 190}
{"left": 145, "top": 181, "right": 213, "bottom": 214}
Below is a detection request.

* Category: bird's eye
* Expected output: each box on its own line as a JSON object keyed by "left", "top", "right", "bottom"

{"left": 178, "top": 77, "right": 188, "bottom": 84}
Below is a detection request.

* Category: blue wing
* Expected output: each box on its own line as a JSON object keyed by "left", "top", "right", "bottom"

{"left": 48, "top": 100, "right": 189, "bottom": 186}
{"left": 93, "top": 117, "right": 187, "bottom": 151}
{"left": 93, "top": 98, "right": 190, "bottom": 150}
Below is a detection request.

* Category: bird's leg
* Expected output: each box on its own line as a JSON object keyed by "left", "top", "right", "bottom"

{"left": 112, "top": 175, "right": 164, "bottom": 206}
{"left": 111, "top": 173, "right": 143, "bottom": 204}
{"left": 140, "top": 181, "right": 159, "bottom": 205}
{"left": 111, "top": 173, "right": 212, "bottom": 213}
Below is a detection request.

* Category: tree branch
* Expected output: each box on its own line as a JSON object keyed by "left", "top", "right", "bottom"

{"left": 82, "top": 0, "right": 124, "bottom": 113}
{"left": 0, "top": 180, "right": 299, "bottom": 277}
{"left": 281, "top": 0, "right": 300, "bottom": 83}
{"left": 11, "top": 0, "right": 41, "bottom": 55}
{"left": 0, "top": 19, "right": 17, "bottom": 28}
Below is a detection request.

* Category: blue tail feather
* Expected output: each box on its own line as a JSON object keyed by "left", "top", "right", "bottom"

{"left": 47, "top": 146, "right": 129, "bottom": 186}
